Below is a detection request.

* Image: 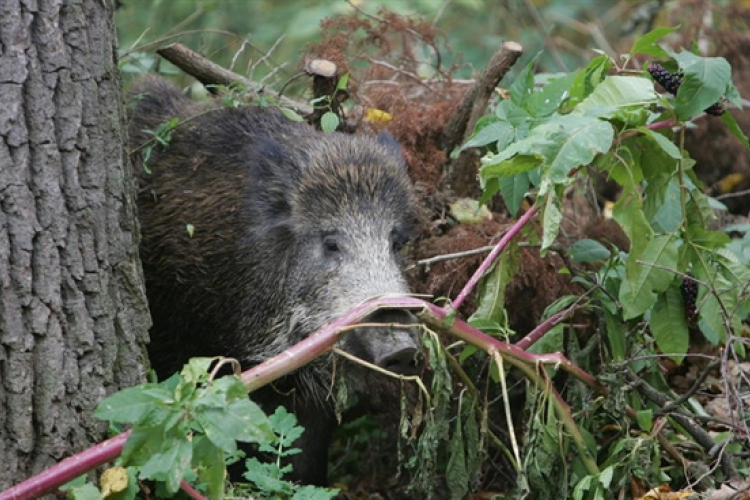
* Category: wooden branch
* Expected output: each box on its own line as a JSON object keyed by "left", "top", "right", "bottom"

{"left": 442, "top": 41, "right": 524, "bottom": 153}
{"left": 155, "top": 42, "right": 312, "bottom": 114}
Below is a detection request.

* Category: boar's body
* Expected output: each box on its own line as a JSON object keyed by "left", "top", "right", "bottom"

{"left": 128, "top": 77, "right": 421, "bottom": 485}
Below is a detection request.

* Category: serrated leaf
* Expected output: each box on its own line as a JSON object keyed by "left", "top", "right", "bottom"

{"left": 651, "top": 286, "right": 689, "bottom": 362}
{"left": 320, "top": 112, "right": 339, "bottom": 133}
{"left": 569, "top": 239, "right": 610, "bottom": 262}
{"left": 195, "top": 398, "right": 273, "bottom": 453}
{"left": 630, "top": 26, "right": 679, "bottom": 58}
{"left": 669, "top": 51, "right": 732, "bottom": 120}
{"left": 576, "top": 76, "right": 659, "bottom": 115}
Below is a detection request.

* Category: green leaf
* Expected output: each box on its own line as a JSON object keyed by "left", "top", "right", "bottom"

{"left": 320, "top": 112, "right": 339, "bottom": 133}
{"left": 541, "top": 115, "right": 614, "bottom": 183}
{"left": 291, "top": 485, "right": 339, "bottom": 500}
{"left": 630, "top": 26, "right": 679, "bottom": 58}
{"left": 509, "top": 55, "right": 538, "bottom": 107}
{"left": 192, "top": 437, "right": 227, "bottom": 500}
{"left": 575, "top": 76, "right": 659, "bottom": 115}
{"left": 612, "top": 190, "right": 652, "bottom": 258}
{"left": 468, "top": 241, "right": 519, "bottom": 327}
{"left": 569, "top": 239, "right": 610, "bottom": 263}
{"left": 651, "top": 285, "right": 689, "bottom": 362}
{"left": 669, "top": 51, "right": 732, "bottom": 120}
{"left": 139, "top": 436, "right": 193, "bottom": 494}
{"left": 446, "top": 404, "right": 468, "bottom": 500}
{"left": 461, "top": 117, "right": 510, "bottom": 150}
{"left": 481, "top": 153, "right": 545, "bottom": 180}
{"left": 651, "top": 179, "right": 683, "bottom": 233}
{"left": 721, "top": 111, "right": 750, "bottom": 151}
{"left": 280, "top": 107, "right": 306, "bottom": 122}
{"left": 498, "top": 172, "right": 530, "bottom": 217}
{"left": 542, "top": 190, "right": 563, "bottom": 251}
{"left": 568, "top": 55, "right": 613, "bottom": 105}
{"left": 65, "top": 483, "right": 103, "bottom": 500}
{"left": 95, "top": 384, "right": 172, "bottom": 424}
{"left": 638, "top": 127, "right": 682, "bottom": 160}
{"left": 527, "top": 72, "right": 577, "bottom": 117}
{"left": 620, "top": 234, "right": 680, "bottom": 319}
{"left": 604, "top": 310, "right": 627, "bottom": 363}
{"left": 635, "top": 409, "right": 654, "bottom": 432}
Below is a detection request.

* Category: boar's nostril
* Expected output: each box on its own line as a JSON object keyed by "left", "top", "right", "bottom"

{"left": 378, "top": 347, "right": 423, "bottom": 376}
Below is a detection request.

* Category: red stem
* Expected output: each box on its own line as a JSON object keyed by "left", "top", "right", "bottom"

{"left": 450, "top": 205, "right": 538, "bottom": 312}
{"left": 180, "top": 480, "right": 209, "bottom": 500}
{"left": 0, "top": 431, "right": 130, "bottom": 500}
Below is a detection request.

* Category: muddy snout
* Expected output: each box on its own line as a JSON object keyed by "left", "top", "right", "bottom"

{"left": 344, "top": 309, "right": 425, "bottom": 376}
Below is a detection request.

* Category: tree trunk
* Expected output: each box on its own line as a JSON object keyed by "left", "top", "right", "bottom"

{"left": 0, "top": 0, "right": 150, "bottom": 489}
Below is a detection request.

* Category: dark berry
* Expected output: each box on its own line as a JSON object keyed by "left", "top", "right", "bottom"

{"left": 649, "top": 63, "right": 683, "bottom": 94}
{"left": 681, "top": 274, "right": 698, "bottom": 323}
{"left": 704, "top": 102, "right": 725, "bottom": 116}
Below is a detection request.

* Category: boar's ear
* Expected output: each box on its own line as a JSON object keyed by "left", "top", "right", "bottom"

{"left": 376, "top": 132, "right": 406, "bottom": 169}
{"left": 246, "top": 138, "right": 299, "bottom": 233}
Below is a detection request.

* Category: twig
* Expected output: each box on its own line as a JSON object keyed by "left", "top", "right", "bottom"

{"left": 450, "top": 204, "right": 538, "bottom": 312}
{"left": 155, "top": 42, "right": 311, "bottom": 114}
{"left": 441, "top": 40, "right": 524, "bottom": 154}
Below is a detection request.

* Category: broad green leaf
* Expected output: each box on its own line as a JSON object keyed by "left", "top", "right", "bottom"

{"left": 575, "top": 76, "right": 659, "bottom": 115}
{"left": 651, "top": 179, "right": 683, "bottom": 233}
{"left": 461, "top": 117, "right": 511, "bottom": 150}
{"left": 280, "top": 107, "right": 305, "bottom": 122}
{"left": 612, "top": 190, "right": 651, "bottom": 257}
{"left": 195, "top": 398, "right": 274, "bottom": 453}
{"left": 669, "top": 51, "right": 732, "bottom": 120}
{"left": 65, "top": 483, "right": 103, "bottom": 500}
{"left": 291, "top": 486, "right": 339, "bottom": 500}
{"left": 192, "top": 437, "right": 226, "bottom": 500}
{"left": 498, "top": 172, "right": 530, "bottom": 217}
{"left": 630, "top": 26, "right": 679, "bottom": 58}
{"left": 121, "top": 424, "right": 165, "bottom": 464}
{"left": 697, "top": 295, "right": 724, "bottom": 344}
{"left": 509, "top": 55, "right": 538, "bottom": 107}
{"left": 95, "top": 384, "right": 172, "bottom": 424}
{"left": 541, "top": 116, "right": 614, "bottom": 183}
{"left": 527, "top": 72, "right": 578, "bottom": 117}
{"left": 481, "top": 152, "right": 545, "bottom": 179}
{"left": 569, "top": 239, "right": 610, "bottom": 262}
{"left": 638, "top": 127, "right": 682, "bottom": 160}
{"left": 651, "top": 285, "right": 689, "bottom": 362}
{"left": 139, "top": 437, "right": 193, "bottom": 494}
{"left": 568, "top": 55, "right": 613, "bottom": 105}
{"left": 621, "top": 234, "right": 680, "bottom": 319}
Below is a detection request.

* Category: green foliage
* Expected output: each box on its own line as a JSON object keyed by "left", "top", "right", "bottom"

{"left": 463, "top": 26, "right": 750, "bottom": 499}
{"left": 88, "top": 358, "right": 338, "bottom": 499}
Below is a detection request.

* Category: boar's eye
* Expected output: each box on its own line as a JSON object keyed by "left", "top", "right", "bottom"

{"left": 322, "top": 234, "right": 342, "bottom": 257}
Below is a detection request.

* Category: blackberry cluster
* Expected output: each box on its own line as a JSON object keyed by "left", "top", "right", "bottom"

{"left": 649, "top": 63, "right": 683, "bottom": 94}
{"left": 680, "top": 274, "right": 699, "bottom": 323}
{"left": 648, "top": 63, "right": 725, "bottom": 116}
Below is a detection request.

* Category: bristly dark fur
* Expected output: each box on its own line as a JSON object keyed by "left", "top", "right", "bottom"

{"left": 128, "top": 76, "right": 419, "bottom": 485}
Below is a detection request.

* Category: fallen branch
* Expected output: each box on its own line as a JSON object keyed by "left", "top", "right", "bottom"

{"left": 155, "top": 42, "right": 312, "bottom": 114}
{"left": 442, "top": 40, "right": 523, "bottom": 154}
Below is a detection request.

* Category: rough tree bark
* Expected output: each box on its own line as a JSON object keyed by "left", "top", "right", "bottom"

{"left": 0, "top": 0, "right": 150, "bottom": 490}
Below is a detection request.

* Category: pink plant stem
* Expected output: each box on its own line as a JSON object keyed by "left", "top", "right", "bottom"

{"left": 647, "top": 118, "right": 676, "bottom": 130}
{"left": 450, "top": 205, "right": 538, "bottom": 312}
{"left": 0, "top": 431, "right": 130, "bottom": 500}
{"left": 180, "top": 480, "right": 209, "bottom": 500}
{"left": 514, "top": 306, "right": 575, "bottom": 351}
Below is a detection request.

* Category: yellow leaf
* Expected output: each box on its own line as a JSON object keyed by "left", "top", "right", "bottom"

{"left": 365, "top": 107, "right": 393, "bottom": 123}
{"left": 100, "top": 466, "right": 129, "bottom": 497}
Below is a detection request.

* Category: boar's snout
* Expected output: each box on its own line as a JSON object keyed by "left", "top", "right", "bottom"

{"left": 349, "top": 309, "right": 424, "bottom": 376}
